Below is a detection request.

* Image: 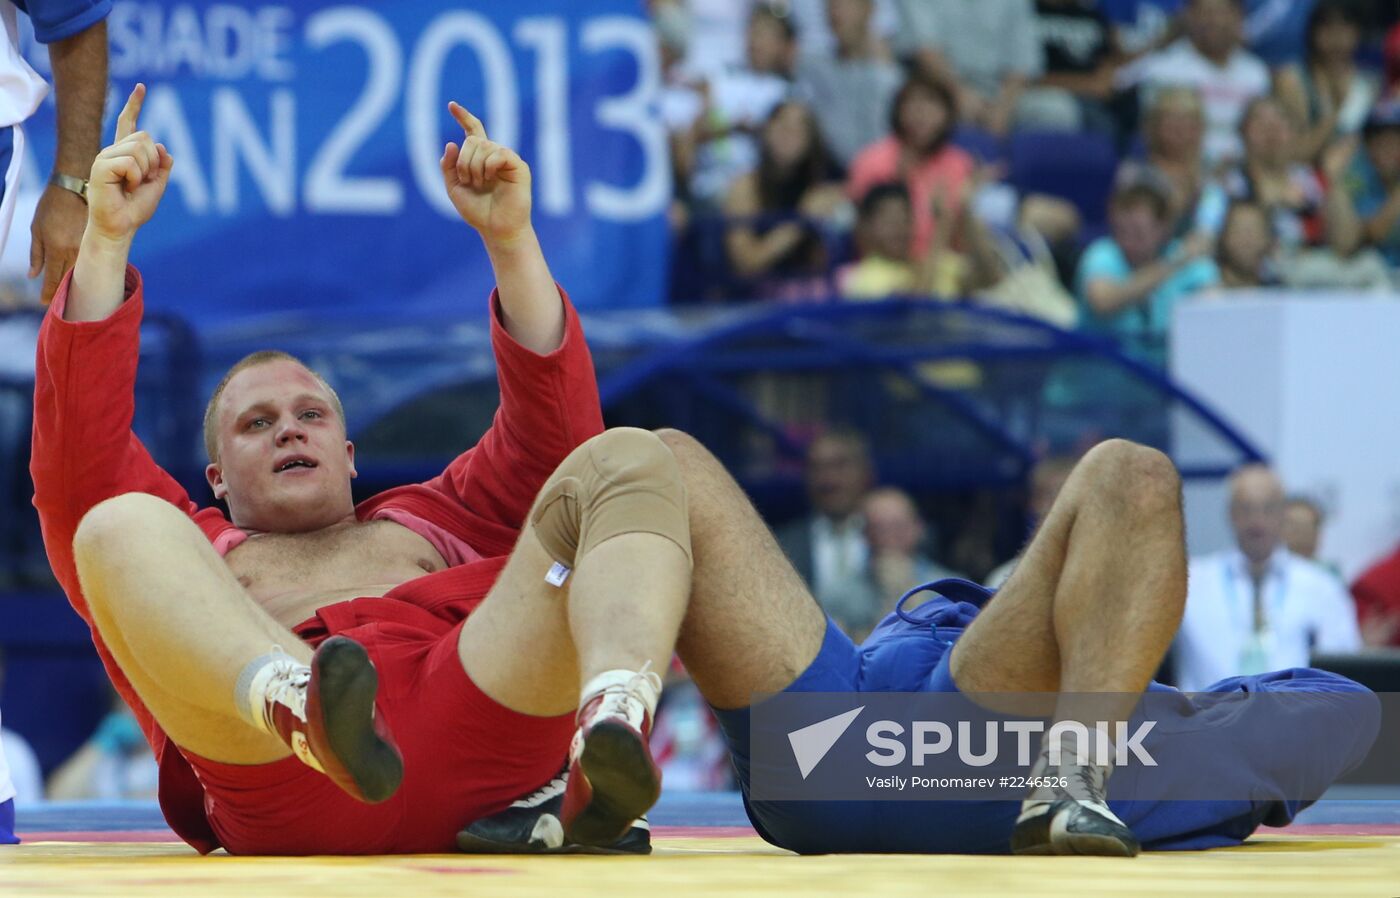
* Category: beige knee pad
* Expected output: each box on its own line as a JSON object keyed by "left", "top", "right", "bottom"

{"left": 530, "top": 427, "right": 692, "bottom": 569}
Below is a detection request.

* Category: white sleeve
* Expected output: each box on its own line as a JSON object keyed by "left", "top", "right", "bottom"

{"left": 1315, "top": 577, "right": 1364, "bottom": 652}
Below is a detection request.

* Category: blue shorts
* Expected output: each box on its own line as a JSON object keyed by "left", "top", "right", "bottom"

{"left": 713, "top": 579, "right": 1379, "bottom": 854}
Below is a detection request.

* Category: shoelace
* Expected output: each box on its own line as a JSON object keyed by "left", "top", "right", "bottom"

{"left": 1070, "top": 763, "right": 1107, "bottom": 805}
{"left": 260, "top": 661, "right": 312, "bottom": 731}
{"left": 589, "top": 661, "right": 663, "bottom": 730}
{"left": 512, "top": 774, "right": 569, "bottom": 809}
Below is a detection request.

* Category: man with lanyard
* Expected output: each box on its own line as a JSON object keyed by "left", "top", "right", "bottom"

{"left": 1175, "top": 463, "right": 1361, "bottom": 691}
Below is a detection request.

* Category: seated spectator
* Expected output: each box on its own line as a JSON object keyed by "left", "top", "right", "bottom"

{"left": 1075, "top": 181, "right": 1218, "bottom": 342}
{"left": 892, "top": 0, "right": 1045, "bottom": 136}
{"left": 1221, "top": 96, "right": 1353, "bottom": 255}
{"left": 1118, "top": 86, "right": 1229, "bottom": 237}
{"left": 795, "top": 0, "right": 903, "bottom": 168}
{"left": 1351, "top": 542, "right": 1400, "bottom": 647}
{"left": 838, "top": 182, "right": 1002, "bottom": 302}
{"left": 1129, "top": 0, "right": 1270, "bottom": 166}
{"left": 775, "top": 428, "right": 878, "bottom": 634}
{"left": 1214, "top": 198, "right": 1281, "bottom": 288}
{"left": 839, "top": 184, "right": 956, "bottom": 299}
{"left": 787, "top": 0, "right": 901, "bottom": 58}
{"left": 861, "top": 487, "right": 965, "bottom": 635}
{"left": 47, "top": 695, "right": 158, "bottom": 801}
{"left": 1281, "top": 495, "right": 1342, "bottom": 583}
{"left": 1275, "top": 0, "right": 1380, "bottom": 165}
{"left": 1025, "top": 0, "right": 1126, "bottom": 136}
{"left": 1338, "top": 100, "right": 1400, "bottom": 267}
{"left": 722, "top": 100, "right": 846, "bottom": 299}
{"left": 1223, "top": 96, "right": 1390, "bottom": 288}
{"left": 1176, "top": 464, "right": 1362, "bottom": 692}
{"left": 847, "top": 74, "right": 976, "bottom": 261}
{"left": 686, "top": 4, "right": 800, "bottom": 208}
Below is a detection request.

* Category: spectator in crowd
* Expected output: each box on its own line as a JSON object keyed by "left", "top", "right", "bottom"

{"left": 684, "top": 4, "right": 800, "bottom": 208}
{"left": 986, "top": 454, "right": 1078, "bottom": 587}
{"left": 892, "top": 0, "right": 1045, "bottom": 137}
{"left": 1351, "top": 541, "right": 1400, "bottom": 647}
{"left": 837, "top": 184, "right": 960, "bottom": 299}
{"left": 1075, "top": 180, "right": 1218, "bottom": 343}
{"left": 859, "top": 487, "right": 965, "bottom": 637}
{"left": 1175, "top": 464, "right": 1362, "bottom": 692}
{"left": 837, "top": 182, "right": 1002, "bottom": 302}
{"left": 787, "top": 0, "right": 901, "bottom": 59}
{"left": 1281, "top": 495, "right": 1338, "bottom": 573}
{"left": 47, "top": 694, "right": 158, "bottom": 801}
{"left": 722, "top": 100, "right": 846, "bottom": 299}
{"left": 1118, "top": 86, "right": 1229, "bottom": 238}
{"left": 1338, "top": 100, "right": 1400, "bottom": 268}
{"left": 1130, "top": 0, "right": 1270, "bottom": 165}
{"left": 1025, "top": 0, "right": 1127, "bottom": 136}
{"left": 775, "top": 428, "right": 877, "bottom": 633}
{"left": 1275, "top": 0, "right": 1380, "bottom": 165}
{"left": 795, "top": 0, "right": 903, "bottom": 168}
{"left": 847, "top": 73, "right": 976, "bottom": 263}
{"left": 1214, "top": 198, "right": 1281, "bottom": 288}
{"left": 1220, "top": 95, "right": 1381, "bottom": 288}
{"left": 0, "top": 650, "right": 41, "bottom": 807}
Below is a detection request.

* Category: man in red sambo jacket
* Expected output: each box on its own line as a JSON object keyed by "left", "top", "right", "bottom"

{"left": 31, "top": 85, "right": 693, "bottom": 855}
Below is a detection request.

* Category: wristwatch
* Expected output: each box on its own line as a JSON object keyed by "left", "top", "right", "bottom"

{"left": 49, "top": 172, "right": 89, "bottom": 204}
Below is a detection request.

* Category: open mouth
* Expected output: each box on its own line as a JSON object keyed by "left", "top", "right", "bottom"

{"left": 274, "top": 457, "right": 318, "bottom": 473}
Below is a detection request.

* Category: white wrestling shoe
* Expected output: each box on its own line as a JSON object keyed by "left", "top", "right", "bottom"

{"left": 560, "top": 665, "right": 664, "bottom": 847}
{"left": 1010, "top": 735, "right": 1140, "bottom": 857}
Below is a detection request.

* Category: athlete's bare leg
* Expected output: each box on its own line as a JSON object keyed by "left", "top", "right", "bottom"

{"left": 655, "top": 430, "right": 829, "bottom": 709}
{"left": 457, "top": 428, "right": 693, "bottom": 717}
{"left": 72, "top": 491, "right": 306, "bottom": 764}
{"left": 947, "top": 438, "right": 1185, "bottom": 718}
{"left": 655, "top": 432, "right": 1183, "bottom": 719}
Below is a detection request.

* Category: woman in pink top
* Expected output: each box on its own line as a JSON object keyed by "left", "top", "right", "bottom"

{"left": 847, "top": 73, "right": 975, "bottom": 259}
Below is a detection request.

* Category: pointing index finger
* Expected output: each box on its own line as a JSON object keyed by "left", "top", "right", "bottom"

{"left": 115, "top": 83, "right": 147, "bottom": 142}
{"left": 448, "top": 101, "right": 486, "bottom": 141}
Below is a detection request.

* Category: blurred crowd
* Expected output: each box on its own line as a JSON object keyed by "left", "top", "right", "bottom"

{"left": 654, "top": 0, "right": 1400, "bottom": 356}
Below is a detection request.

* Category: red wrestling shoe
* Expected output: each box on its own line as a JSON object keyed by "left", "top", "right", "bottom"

{"left": 259, "top": 636, "right": 404, "bottom": 804}
{"left": 559, "top": 665, "right": 664, "bottom": 847}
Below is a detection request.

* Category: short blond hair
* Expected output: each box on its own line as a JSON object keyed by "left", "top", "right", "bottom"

{"left": 203, "top": 350, "right": 346, "bottom": 462}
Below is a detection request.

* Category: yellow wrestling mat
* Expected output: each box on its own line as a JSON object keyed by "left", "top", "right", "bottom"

{"left": 3, "top": 832, "right": 1397, "bottom": 898}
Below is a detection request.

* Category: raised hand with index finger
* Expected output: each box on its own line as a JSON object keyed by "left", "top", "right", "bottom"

{"left": 439, "top": 102, "right": 532, "bottom": 245}
{"left": 88, "top": 83, "right": 174, "bottom": 246}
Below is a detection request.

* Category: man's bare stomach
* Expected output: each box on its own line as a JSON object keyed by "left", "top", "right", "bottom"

{"left": 223, "top": 519, "right": 449, "bottom": 630}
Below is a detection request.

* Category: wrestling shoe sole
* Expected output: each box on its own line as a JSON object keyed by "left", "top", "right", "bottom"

{"left": 565, "top": 721, "right": 661, "bottom": 847}
{"left": 313, "top": 636, "right": 403, "bottom": 804}
{"left": 455, "top": 828, "right": 651, "bottom": 856}
{"left": 1010, "top": 801, "right": 1141, "bottom": 857}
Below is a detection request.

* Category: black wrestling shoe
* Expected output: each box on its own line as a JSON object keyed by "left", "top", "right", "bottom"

{"left": 1010, "top": 763, "right": 1140, "bottom": 857}
{"left": 457, "top": 770, "right": 652, "bottom": 855}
